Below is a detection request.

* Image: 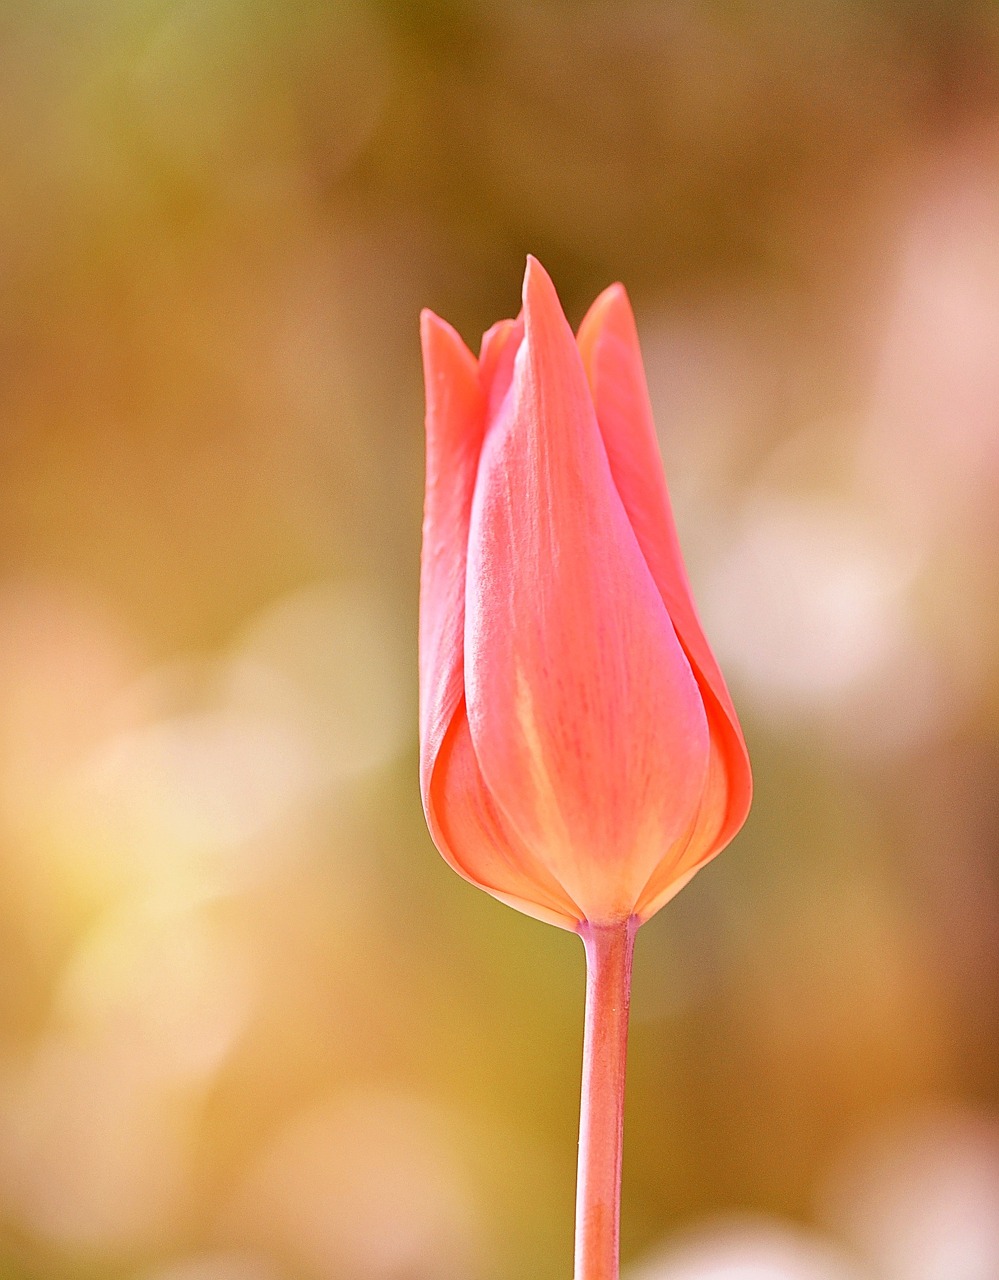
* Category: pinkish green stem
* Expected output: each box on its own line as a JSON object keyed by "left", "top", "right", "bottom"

{"left": 574, "top": 916, "right": 638, "bottom": 1280}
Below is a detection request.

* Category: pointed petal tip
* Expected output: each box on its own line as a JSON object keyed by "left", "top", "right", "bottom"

{"left": 420, "top": 310, "right": 478, "bottom": 381}
{"left": 579, "top": 281, "right": 633, "bottom": 344}
{"left": 479, "top": 317, "right": 515, "bottom": 361}
{"left": 420, "top": 309, "right": 445, "bottom": 359}
{"left": 598, "top": 280, "right": 628, "bottom": 305}
{"left": 420, "top": 307, "right": 451, "bottom": 346}
{"left": 599, "top": 281, "right": 631, "bottom": 320}
{"left": 521, "top": 255, "right": 572, "bottom": 346}
{"left": 576, "top": 281, "right": 643, "bottom": 393}
{"left": 522, "top": 254, "right": 557, "bottom": 305}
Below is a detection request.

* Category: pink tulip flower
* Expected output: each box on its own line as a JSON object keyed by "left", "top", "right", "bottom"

{"left": 419, "top": 256, "right": 750, "bottom": 930}
{"left": 418, "top": 257, "right": 752, "bottom": 1280}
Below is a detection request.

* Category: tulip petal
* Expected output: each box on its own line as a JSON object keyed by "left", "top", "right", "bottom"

{"left": 479, "top": 315, "right": 524, "bottom": 420}
{"left": 464, "top": 258, "right": 710, "bottom": 924}
{"left": 633, "top": 723, "right": 729, "bottom": 919}
{"left": 577, "top": 285, "right": 752, "bottom": 883}
{"left": 420, "top": 312, "right": 580, "bottom": 928}
{"left": 418, "top": 310, "right": 485, "bottom": 806}
{"left": 426, "top": 701, "right": 584, "bottom": 930}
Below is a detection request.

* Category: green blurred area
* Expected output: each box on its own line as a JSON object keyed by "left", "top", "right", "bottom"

{"left": 1, "top": 2, "right": 998, "bottom": 1278}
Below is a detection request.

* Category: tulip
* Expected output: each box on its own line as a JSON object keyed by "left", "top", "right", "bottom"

{"left": 418, "top": 257, "right": 751, "bottom": 1280}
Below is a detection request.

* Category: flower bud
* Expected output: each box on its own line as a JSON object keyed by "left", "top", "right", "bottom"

{"left": 419, "top": 258, "right": 751, "bottom": 930}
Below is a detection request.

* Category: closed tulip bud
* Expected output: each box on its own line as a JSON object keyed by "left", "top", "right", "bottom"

{"left": 419, "top": 256, "right": 751, "bottom": 933}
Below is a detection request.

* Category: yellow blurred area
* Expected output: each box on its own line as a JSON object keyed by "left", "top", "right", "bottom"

{"left": 1, "top": 1, "right": 999, "bottom": 1277}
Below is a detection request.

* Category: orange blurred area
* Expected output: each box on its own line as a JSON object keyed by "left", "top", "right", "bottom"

{"left": 1, "top": 2, "right": 998, "bottom": 1278}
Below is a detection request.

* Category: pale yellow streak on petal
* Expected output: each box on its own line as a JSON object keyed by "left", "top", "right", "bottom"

{"left": 513, "top": 664, "right": 573, "bottom": 855}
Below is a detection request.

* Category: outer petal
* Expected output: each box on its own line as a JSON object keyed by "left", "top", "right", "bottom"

{"left": 427, "top": 701, "right": 583, "bottom": 930}
{"left": 576, "top": 285, "right": 752, "bottom": 911}
{"left": 418, "top": 311, "right": 484, "bottom": 806}
{"left": 420, "top": 310, "right": 578, "bottom": 928}
{"left": 633, "top": 721, "right": 731, "bottom": 919}
{"left": 464, "top": 258, "right": 711, "bottom": 925}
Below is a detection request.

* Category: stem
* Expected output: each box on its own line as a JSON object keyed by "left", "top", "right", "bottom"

{"left": 573, "top": 915, "right": 638, "bottom": 1280}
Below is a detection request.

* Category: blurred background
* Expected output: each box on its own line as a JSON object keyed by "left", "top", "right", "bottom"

{"left": 1, "top": 1, "right": 998, "bottom": 1277}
